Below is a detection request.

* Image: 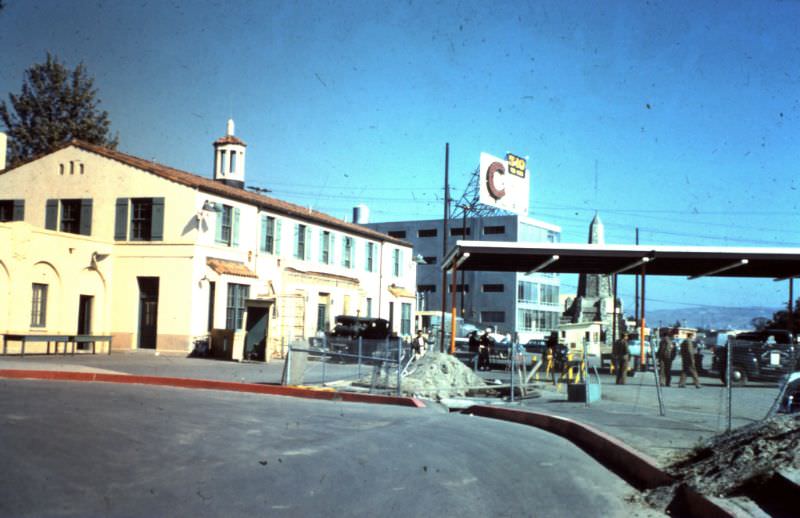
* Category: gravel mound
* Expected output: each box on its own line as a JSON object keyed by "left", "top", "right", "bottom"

{"left": 399, "top": 352, "right": 487, "bottom": 400}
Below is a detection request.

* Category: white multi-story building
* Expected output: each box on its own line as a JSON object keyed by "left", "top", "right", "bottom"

{"left": 366, "top": 214, "right": 561, "bottom": 341}
{"left": 0, "top": 122, "right": 416, "bottom": 359}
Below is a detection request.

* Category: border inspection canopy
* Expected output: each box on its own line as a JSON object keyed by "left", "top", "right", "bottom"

{"left": 440, "top": 241, "right": 800, "bottom": 279}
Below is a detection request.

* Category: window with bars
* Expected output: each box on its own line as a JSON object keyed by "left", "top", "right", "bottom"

{"left": 365, "top": 242, "right": 376, "bottom": 272}
{"left": 130, "top": 198, "right": 153, "bottom": 241}
{"left": 342, "top": 236, "right": 354, "bottom": 268}
{"left": 30, "top": 283, "right": 48, "bottom": 327}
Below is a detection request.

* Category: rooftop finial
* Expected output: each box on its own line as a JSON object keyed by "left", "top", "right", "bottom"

{"left": 226, "top": 118, "right": 235, "bottom": 136}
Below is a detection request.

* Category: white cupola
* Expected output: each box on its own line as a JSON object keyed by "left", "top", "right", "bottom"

{"left": 213, "top": 118, "right": 247, "bottom": 188}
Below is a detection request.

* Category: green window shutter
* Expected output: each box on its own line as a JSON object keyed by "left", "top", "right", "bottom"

{"left": 304, "top": 226, "right": 312, "bottom": 260}
{"left": 214, "top": 206, "right": 224, "bottom": 243}
{"left": 150, "top": 197, "right": 164, "bottom": 241}
{"left": 293, "top": 224, "right": 300, "bottom": 258}
{"left": 260, "top": 214, "right": 268, "bottom": 252}
{"left": 45, "top": 199, "right": 58, "bottom": 230}
{"left": 232, "top": 208, "right": 240, "bottom": 246}
{"left": 12, "top": 200, "right": 24, "bottom": 221}
{"left": 330, "top": 233, "right": 336, "bottom": 264}
{"left": 114, "top": 198, "right": 129, "bottom": 240}
{"left": 274, "top": 219, "right": 282, "bottom": 256}
{"left": 79, "top": 199, "right": 93, "bottom": 236}
{"left": 319, "top": 231, "right": 325, "bottom": 262}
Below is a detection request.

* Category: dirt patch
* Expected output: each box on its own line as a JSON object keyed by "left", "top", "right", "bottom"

{"left": 644, "top": 414, "right": 800, "bottom": 508}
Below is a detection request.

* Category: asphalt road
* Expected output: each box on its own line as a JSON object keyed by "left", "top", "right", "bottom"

{"left": 0, "top": 379, "right": 661, "bottom": 517}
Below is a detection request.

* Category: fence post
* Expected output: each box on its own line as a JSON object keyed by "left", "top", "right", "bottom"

{"left": 396, "top": 337, "right": 402, "bottom": 396}
{"left": 358, "top": 336, "right": 363, "bottom": 379}
{"left": 286, "top": 346, "right": 292, "bottom": 386}
{"left": 321, "top": 335, "right": 327, "bottom": 386}
{"left": 510, "top": 341, "right": 516, "bottom": 402}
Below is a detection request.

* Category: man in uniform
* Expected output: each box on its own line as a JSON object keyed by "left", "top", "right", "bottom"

{"left": 612, "top": 334, "right": 630, "bottom": 385}
{"left": 678, "top": 332, "right": 701, "bottom": 388}
{"left": 657, "top": 329, "right": 676, "bottom": 387}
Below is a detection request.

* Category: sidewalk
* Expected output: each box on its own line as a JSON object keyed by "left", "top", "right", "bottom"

{"left": 0, "top": 352, "right": 783, "bottom": 467}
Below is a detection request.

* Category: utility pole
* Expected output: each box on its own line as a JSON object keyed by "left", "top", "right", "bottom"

{"left": 439, "top": 143, "right": 450, "bottom": 353}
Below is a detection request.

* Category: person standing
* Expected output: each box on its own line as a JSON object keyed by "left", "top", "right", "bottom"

{"left": 412, "top": 329, "right": 427, "bottom": 360}
{"left": 657, "top": 330, "right": 676, "bottom": 387}
{"left": 612, "top": 335, "right": 630, "bottom": 385}
{"left": 478, "top": 329, "right": 491, "bottom": 371}
{"left": 678, "top": 332, "right": 701, "bottom": 388}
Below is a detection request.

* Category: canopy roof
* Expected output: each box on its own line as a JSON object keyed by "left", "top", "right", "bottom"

{"left": 441, "top": 241, "right": 800, "bottom": 279}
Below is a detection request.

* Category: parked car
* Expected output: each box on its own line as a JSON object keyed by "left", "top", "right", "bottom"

{"left": 712, "top": 329, "right": 798, "bottom": 386}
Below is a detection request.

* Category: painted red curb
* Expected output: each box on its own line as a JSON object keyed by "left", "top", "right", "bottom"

{"left": 463, "top": 405, "right": 672, "bottom": 490}
{"left": 0, "top": 369, "right": 426, "bottom": 408}
{"left": 462, "top": 405, "right": 734, "bottom": 517}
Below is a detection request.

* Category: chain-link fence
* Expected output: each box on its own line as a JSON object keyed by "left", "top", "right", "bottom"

{"left": 282, "top": 336, "right": 412, "bottom": 396}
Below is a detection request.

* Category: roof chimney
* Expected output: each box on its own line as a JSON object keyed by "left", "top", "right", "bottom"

{"left": 0, "top": 132, "right": 7, "bottom": 170}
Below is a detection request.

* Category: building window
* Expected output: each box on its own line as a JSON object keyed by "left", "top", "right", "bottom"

{"left": 484, "top": 225, "right": 505, "bottom": 235}
{"left": 48, "top": 198, "right": 92, "bottom": 235}
{"left": 517, "top": 309, "right": 558, "bottom": 332}
{"left": 365, "top": 242, "right": 375, "bottom": 272}
{"left": 417, "top": 228, "right": 437, "bottom": 238}
{"left": 225, "top": 283, "right": 249, "bottom": 330}
{"left": 401, "top": 303, "right": 412, "bottom": 335}
{"left": 30, "top": 283, "right": 48, "bottom": 328}
{"left": 115, "top": 198, "right": 164, "bottom": 241}
{"left": 261, "top": 215, "right": 276, "bottom": 253}
{"left": 518, "top": 281, "right": 539, "bottom": 303}
{"left": 450, "top": 227, "right": 470, "bottom": 237}
{"left": 482, "top": 283, "right": 504, "bottom": 293}
{"left": 219, "top": 150, "right": 227, "bottom": 174}
{"left": 388, "top": 230, "right": 406, "bottom": 238}
{"left": 392, "top": 249, "right": 401, "bottom": 277}
{"left": 230, "top": 151, "right": 237, "bottom": 173}
{"left": 220, "top": 205, "right": 232, "bottom": 244}
{"left": 449, "top": 284, "right": 469, "bottom": 293}
{"left": 320, "top": 230, "right": 331, "bottom": 263}
{"left": 0, "top": 200, "right": 23, "bottom": 222}
{"left": 481, "top": 311, "right": 505, "bottom": 323}
{"left": 295, "top": 224, "right": 308, "bottom": 259}
{"left": 418, "top": 284, "right": 436, "bottom": 293}
{"left": 130, "top": 198, "right": 153, "bottom": 241}
{"left": 342, "top": 236, "right": 354, "bottom": 268}
{"left": 540, "top": 284, "right": 559, "bottom": 305}
{"left": 60, "top": 200, "right": 81, "bottom": 234}
{"left": 423, "top": 256, "right": 437, "bottom": 265}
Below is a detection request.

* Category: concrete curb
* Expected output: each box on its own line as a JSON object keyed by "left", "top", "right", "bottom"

{"left": 462, "top": 405, "right": 734, "bottom": 518}
{"left": 0, "top": 369, "right": 426, "bottom": 408}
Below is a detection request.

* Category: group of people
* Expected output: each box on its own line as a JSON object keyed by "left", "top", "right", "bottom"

{"left": 612, "top": 330, "right": 701, "bottom": 388}
{"left": 468, "top": 329, "right": 494, "bottom": 371}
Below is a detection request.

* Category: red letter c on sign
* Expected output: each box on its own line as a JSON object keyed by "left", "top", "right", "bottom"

{"left": 486, "top": 161, "right": 506, "bottom": 200}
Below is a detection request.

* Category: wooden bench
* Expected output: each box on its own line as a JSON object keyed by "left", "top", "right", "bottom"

{"left": 1, "top": 334, "right": 113, "bottom": 356}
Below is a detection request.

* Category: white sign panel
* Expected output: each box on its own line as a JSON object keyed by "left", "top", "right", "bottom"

{"left": 479, "top": 152, "right": 530, "bottom": 215}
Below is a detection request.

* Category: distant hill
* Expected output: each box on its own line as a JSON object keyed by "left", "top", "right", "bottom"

{"left": 640, "top": 306, "right": 779, "bottom": 331}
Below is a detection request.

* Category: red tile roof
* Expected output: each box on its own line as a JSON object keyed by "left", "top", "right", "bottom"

{"left": 207, "top": 258, "right": 258, "bottom": 278}
{"left": 19, "top": 140, "right": 409, "bottom": 246}
{"left": 214, "top": 135, "right": 247, "bottom": 146}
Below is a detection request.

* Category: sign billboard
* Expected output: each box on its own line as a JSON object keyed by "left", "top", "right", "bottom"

{"left": 479, "top": 152, "right": 530, "bottom": 215}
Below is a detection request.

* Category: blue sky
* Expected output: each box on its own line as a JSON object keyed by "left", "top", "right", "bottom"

{"left": 2, "top": 0, "right": 799, "bottom": 314}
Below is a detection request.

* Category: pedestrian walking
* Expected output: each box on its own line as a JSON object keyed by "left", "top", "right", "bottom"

{"left": 657, "top": 330, "right": 676, "bottom": 387}
{"left": 613, "top": 335, "right": 630, "bottom": 385}
{"left": 678, "top": 332, "right": 701, "bottom": 388}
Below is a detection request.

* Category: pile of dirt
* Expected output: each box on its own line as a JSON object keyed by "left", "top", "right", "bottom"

{"left": 359, "top": 352, "right": 488, "bottom": 400}
{"left": 645, "top": 414, "right": 800, "bottom": 507}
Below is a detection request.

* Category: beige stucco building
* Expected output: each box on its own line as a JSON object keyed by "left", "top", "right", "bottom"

{"left": 0, "top": 122, "right": 417, "bottom": 360}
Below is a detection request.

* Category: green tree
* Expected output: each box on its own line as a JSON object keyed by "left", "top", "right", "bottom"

{"left": 767, "top": 298, "right": 800, "bottom": 336}
{"left": 0, "top": 54, "right": 117, "bottom": 166}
